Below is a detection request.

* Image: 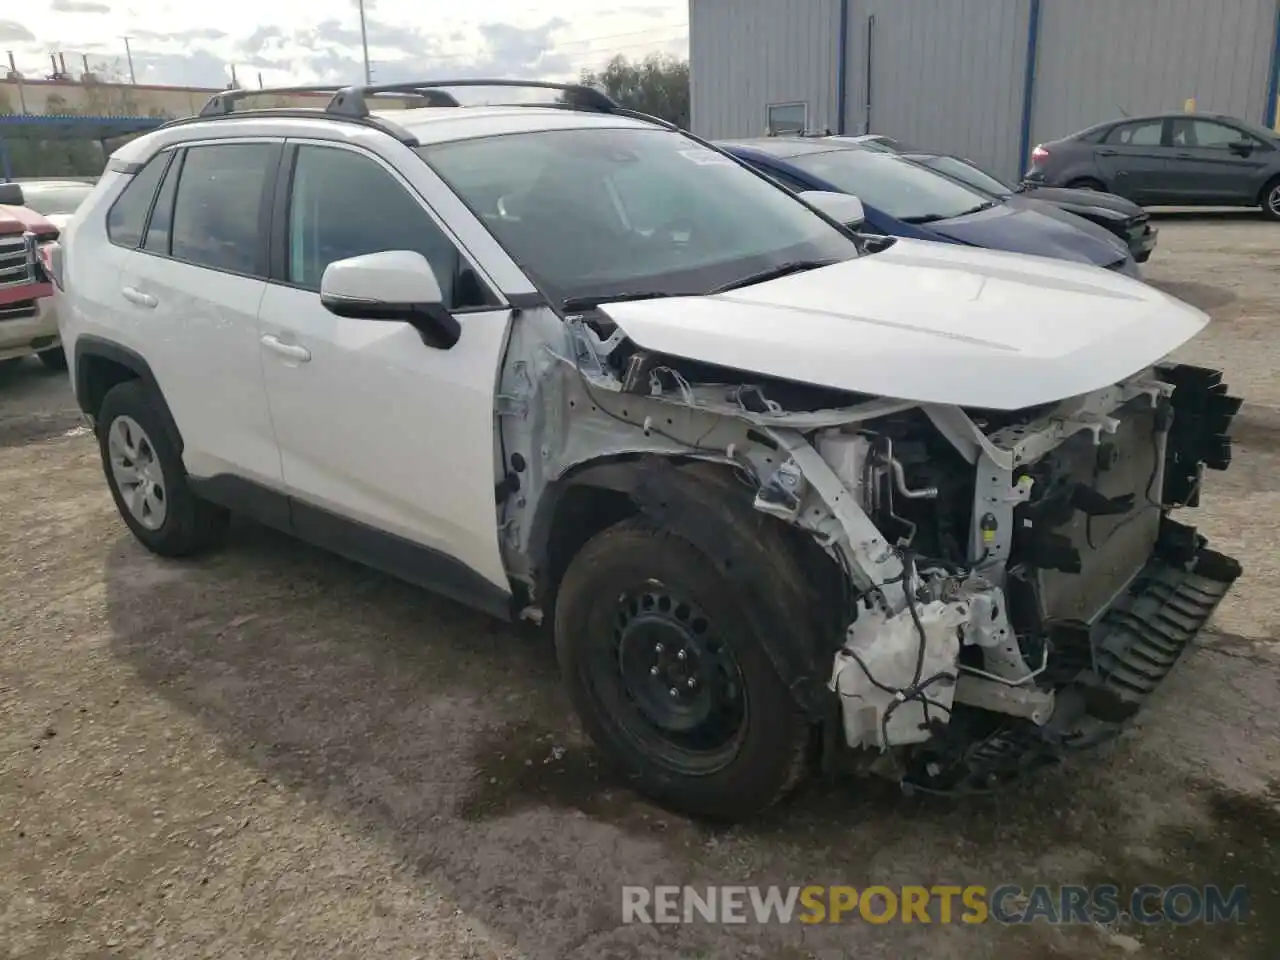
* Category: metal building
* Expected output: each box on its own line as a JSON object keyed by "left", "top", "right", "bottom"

{"left": 690, "top": 0, "right": 1280, "bottom": 180}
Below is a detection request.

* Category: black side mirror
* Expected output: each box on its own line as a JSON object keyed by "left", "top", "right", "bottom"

{"left": 1228, "top": 140, "right": 1255, "bottom": 157}
{"left": 0, "top": 182, "right": 24, "bottom": 206}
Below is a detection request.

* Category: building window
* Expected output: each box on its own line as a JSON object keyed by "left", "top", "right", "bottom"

{"left": 766, "top": 102, "right": 808, "bottom": 136}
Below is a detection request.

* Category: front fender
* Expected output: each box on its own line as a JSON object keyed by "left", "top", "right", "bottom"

{"left": 531, "top": 455, "right": 844, "bottom": 720}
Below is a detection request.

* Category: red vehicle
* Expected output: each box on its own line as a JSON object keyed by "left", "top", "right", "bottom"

{"left": 0, "top": 197, "right": 61, "bottom": 368}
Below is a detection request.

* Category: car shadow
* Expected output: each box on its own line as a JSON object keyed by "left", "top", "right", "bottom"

{"left": 101, "top": 519, "right": 1280, "bottom": 958}
{"left": 0, "top": 357, "right": 85, "bottom": 448}
{"left": 1145, "top": 208, "right": 1268, "bottom": 223}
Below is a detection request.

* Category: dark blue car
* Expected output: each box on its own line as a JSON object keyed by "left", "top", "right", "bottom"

{"left": 718, "top": 138, "right": 1139, "bottom": 277}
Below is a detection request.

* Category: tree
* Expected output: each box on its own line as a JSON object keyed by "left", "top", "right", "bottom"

{"left": 579, "top": 54, "right": 690, "bottom": 128}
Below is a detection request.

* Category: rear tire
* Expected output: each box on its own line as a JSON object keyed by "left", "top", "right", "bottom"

{"left": 554, "top": 518, "right": 812, "bottom": 821}
{"left": 97, "top": 379, "right": 228, "bottom": 557}
{"left": 1066, "top": 177, "right": 1106, "bottom": 192}
{"left": 1260, "top": 177, "right": 1280, "bottom": 222}
{"left": 37, "top": 347, "right": 67, "bottom": 371}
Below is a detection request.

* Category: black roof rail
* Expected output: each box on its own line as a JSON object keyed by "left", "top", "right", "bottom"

{"left": 325, "top": 79, "right": 619, "bottom": 118}
{"left": 158, "top": 107, "right": 421, "bottom": 146}
{"left": 199, "top": 84, "right": 346, "bottom": 117}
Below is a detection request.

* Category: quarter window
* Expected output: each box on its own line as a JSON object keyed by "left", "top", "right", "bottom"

{"left": 285, "top": 145, "right": 496, "bottom": 309}
{"left": 170, "top": 143, "right": 276, "bottom": 276}
{"left": 106, "top": 153, "right": 170, "bottom": 248}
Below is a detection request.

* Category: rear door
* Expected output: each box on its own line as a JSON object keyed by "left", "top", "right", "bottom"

{"left": 115, "top": 139, "right": 283, "bottom": 487}
{"left": 1095, "top": 118, "right": 1176, "bottom": 203}
{"left": 1164, "top": 118, "right": 1274, "bottom": 203}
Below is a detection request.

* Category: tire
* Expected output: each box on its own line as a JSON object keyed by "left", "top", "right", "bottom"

{"left": 1066, "top": 177, "right": 1106, "bottom": 192}
{"left": 554, "top": 518, "right": 812, "bottom": 821}
{"left": 37, "top": 347, "right": 67, "bottom": 371}
{"left": 96, "top": 379, "right": 227, "bottom": 557}
{"left": 1260, "top": 177, "right": 1280, "bottom": 222}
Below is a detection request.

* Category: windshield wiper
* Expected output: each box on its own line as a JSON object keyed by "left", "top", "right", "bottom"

{"left": 562, "top": 291, "right": 677, "bottom": 313}
{"left": 903, "top": 200, "right": 997, "bottom": 224}
{"left": 709, "top": 259, "right": 838, "bottom": 294}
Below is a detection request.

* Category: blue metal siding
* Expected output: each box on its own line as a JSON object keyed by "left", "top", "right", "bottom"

{"left": 842, "top": 0, "right": 1032, "bottom": 181}
{"left": 1030, "top": 0, "right": 1279, "bottom": 148}
{"left": 690, "top": 0, "right": 842, "bottom": 139}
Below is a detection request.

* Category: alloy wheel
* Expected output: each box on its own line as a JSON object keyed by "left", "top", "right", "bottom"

{"left": 107, "top": 415, "right": 167, "bottom": 530}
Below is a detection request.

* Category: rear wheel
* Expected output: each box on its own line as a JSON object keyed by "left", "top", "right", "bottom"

{"left": 1260, "top": 178, "right": 1280, "bottom": 221}
{"left": 1066, "top": 177, "right": 1106, "bottom": 192}
{"left": 97, "top": 379, "right": 228, "bottom": 557}
{"left": 554, "top": 519, "right": 812, "bottom": 821}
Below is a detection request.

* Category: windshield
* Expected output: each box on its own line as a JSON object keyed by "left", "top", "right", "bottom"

{"left": 19, "top": 183, "right": 95, "bottom": 216}
{"left": 787, "top": 149, "right": 996, "bottom": 223}
{"left": 419, "top": 127, "right": 859, "bottom": 304}
{"left": 913, "top": 156, "right": 1013, "bottom": 197}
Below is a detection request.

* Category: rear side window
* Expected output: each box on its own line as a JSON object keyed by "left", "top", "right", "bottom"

{"left": 170, "top": 143, "right": 276, "bottom": 276}
{"left": 106, "top": 153, "right": 170, "bottom": 247}
{"left": 1104, "top": 121, "right": 1164, "bottom": 146}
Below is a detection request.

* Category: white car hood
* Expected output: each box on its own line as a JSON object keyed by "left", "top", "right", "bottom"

{"left": 600, "top": 239, "right": 1207, "bottom": 410}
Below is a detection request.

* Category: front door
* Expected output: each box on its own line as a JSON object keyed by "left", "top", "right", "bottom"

{"left": 255, "top": 140, "right": 513, "bottom": 600}
{"left": 1165, "top": 117, "right": 1274, "bottom": 203}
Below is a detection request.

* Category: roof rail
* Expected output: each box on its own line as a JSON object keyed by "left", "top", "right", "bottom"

{"left": 197, "top": 84, "right": 463, "bottom": 117}
{"left": 159, "top": 108, "right": 421, "bottom": 145}
{"left": 325, "top": 79, "right": 619, "bottom": 118}
{"left": 199, "top": 85, "right": 346, "bottom": 117}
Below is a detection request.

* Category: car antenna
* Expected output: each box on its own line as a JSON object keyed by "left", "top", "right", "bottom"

{"left": 1116, "top": 104, "right": 1131, "bottom": 118}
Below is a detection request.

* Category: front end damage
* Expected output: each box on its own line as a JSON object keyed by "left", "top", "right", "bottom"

{"left": 497, "top": 306, "right": 1242, "bottom": 794}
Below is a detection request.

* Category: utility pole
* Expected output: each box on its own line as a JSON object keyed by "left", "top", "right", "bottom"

{"left": 121, "top": 36, "right": 136, "bottom": 84}
{"left": 357, "top": 0, "right": 372, "bottom": 84}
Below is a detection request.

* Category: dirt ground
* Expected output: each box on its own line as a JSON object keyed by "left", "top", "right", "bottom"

{"left": 3, "top": 215, "right": 1279, "bottom": 959}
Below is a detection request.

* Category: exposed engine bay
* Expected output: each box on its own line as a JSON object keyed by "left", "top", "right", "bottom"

{"left": 496, "top": 304, "right": 1243, "bottom": 795}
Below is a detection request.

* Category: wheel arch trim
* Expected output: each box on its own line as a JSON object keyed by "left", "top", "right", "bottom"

{"left": 73, "top": 335, "right": 184, "bottom": 455}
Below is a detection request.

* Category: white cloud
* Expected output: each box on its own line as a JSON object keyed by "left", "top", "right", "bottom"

{"left": 10, "top": 0, "right": 689, "bottom": 88}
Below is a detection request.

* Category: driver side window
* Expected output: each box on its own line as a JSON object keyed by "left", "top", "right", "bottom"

{"left": 285, "top": 145, "right": 498, "bottom": 310}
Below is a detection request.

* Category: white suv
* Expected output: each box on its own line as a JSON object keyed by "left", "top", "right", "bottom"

{"left": 54, "top": 80, "right": 1242, "bottom": 820}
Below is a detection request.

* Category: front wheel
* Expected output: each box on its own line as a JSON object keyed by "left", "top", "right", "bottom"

{"left": 1261, "top": 178, "right": 1280, "bottom": 221}
{"left": 554, "top": 519, "right": 812, "bottom": 821}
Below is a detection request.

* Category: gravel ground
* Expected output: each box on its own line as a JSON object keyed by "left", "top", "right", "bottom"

{"left": 2, "top": 214, "right": 1278, "bottom": 959}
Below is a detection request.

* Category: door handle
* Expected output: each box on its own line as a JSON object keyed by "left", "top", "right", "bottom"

{"left": 121, "top": 285, "right": 157, "bottom": 308}
{"left": 1175, "top": 152, "right": 1193, "bottom": 159}
{"left": 1097, "top": 149, "right": 1117, "bottom": 156}
{"left": 260, "top": 334, "right": 311, "bottom": 363}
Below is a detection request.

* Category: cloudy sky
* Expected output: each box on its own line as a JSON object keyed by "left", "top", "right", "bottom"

{"left": 1, "top": 0, "right": 688, "bottom": 89}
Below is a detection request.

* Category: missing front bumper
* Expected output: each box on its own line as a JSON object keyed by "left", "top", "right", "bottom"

{"left": 901, "top": 532, "right": 1241, "bottom": 795}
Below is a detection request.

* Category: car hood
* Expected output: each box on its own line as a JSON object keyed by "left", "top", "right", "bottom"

{"left": 924, "top": 199, "right": 1128, "bottom": 266}
{"left": 0, "top": 204, "right": 57, "bottom": 237}
{"left": 1016, "top": 185, "right": 1143, "bottom": 218}
{"left": 599, "top": 238, "right": 1206, "bottom": 411}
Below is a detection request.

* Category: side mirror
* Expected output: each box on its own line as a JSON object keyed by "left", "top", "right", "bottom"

{"left": 798, "top": 189, "right": 866, "bottom": 228}
{"left": 320, "top": 250, "right": 460, "bottom": 350}
{"left": 0, "top": 182, "right": 24, "bottom": 206}
{"left": 1228, "top": 140, "right": 1255, "bottom": 157}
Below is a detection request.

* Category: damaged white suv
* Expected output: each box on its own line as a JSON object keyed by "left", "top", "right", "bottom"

{"left": 55, "top": 81, "right": 1241, "bottom": 821}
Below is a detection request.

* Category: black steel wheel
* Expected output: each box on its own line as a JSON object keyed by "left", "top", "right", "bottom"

{"left": 555, "top": 518, "right": 811, "bottom": 820}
